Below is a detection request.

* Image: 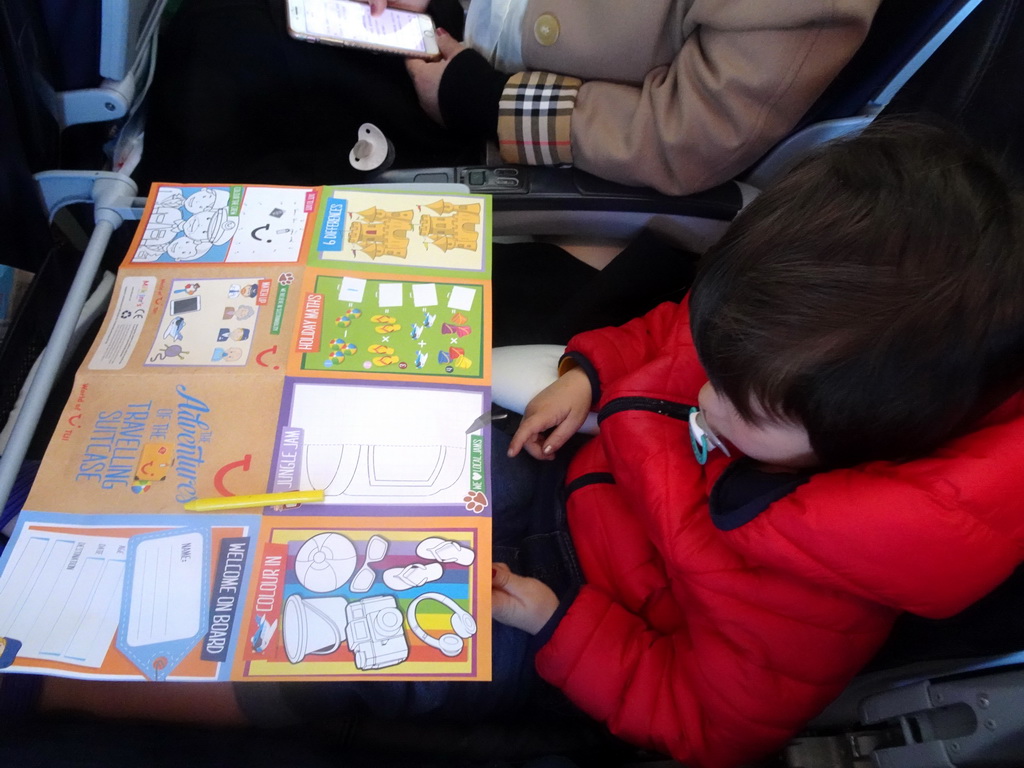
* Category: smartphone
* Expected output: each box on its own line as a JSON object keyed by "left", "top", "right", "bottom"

{"left": 286, "top": 0, "right": 440, "bottom": 60}
{"left": 170, "top": 296, "right": 201, "bottom": 315}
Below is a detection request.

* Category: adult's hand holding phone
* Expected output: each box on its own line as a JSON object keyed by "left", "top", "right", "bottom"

{"left": 368, "top": 0, "right": 431, "bottom": 15}
{"left": 406, "top": 29, "right": 465, "bottom": 124}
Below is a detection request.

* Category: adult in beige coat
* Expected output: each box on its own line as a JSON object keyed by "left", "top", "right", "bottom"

{"left": 398, "top": 0, "right": 881, "bottom": 195}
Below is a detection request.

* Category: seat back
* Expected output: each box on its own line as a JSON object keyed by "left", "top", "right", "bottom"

{"left": 885, "top": 0, "right": 1024, "bottom": 184}
{"left": 744, "top": 0, "right": 985, "bottom": 188}
{"left": 795, "top": 0, "right": 974, "bottom": 129}
{"left": 39, "top": 0, "right": 167, "bottom": 128}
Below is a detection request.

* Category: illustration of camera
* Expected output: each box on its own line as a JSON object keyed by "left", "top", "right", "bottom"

{"left": 345, "top": 595, "right": 409, "bottom": 670}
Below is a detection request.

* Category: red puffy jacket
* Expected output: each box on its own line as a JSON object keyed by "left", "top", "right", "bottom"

{"left": 534, "top": 298, "right": 1024, "bottom": 768}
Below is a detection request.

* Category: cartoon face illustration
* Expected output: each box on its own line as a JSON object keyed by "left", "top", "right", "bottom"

{"left": 183, "top": 209, "right": 237, "bottom": 246}
{"left": 240, "top": 283, "right": 259, "bottom": 298}
{"left": 233, "top": 305, "right": 254, "bottom": 320}
{"left": 211, "top": 347, "right": 243, "bottom": 362}
{"left": 135, "top": 442, "right": 174, "bottom": 483}
{"left": 217, "top": 328, "right": 249, "bottom": 342}
{"left": 183, "top": 187, "right": 228, "bottom": 214}
{"left": 166, "top": 236, "right": 211, "bottom": 262}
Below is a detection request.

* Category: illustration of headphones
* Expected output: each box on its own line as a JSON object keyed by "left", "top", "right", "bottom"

{"left": 407, "top": 592, "right": 477, "bottom": 657}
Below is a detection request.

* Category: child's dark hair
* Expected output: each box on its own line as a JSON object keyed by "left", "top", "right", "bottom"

{"left": 689, "top": 118, "right": 1024, "bottom": 467}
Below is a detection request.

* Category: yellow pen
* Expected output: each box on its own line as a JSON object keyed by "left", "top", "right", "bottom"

{"left": 183, "top": 489, "right": 325, "bottom": 512}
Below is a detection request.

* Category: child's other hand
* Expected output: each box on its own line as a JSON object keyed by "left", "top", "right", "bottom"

{"left": 508, "top": 366, "right": 592, "bottom": 460}
{"left": 405, "top": 29, "right": 465, "bottom": 125}
{"left": 491, "top": 563, "right": 559, "bottom": 635}
{"left": 368, "top": 0, "right": 431, "bottom": 15}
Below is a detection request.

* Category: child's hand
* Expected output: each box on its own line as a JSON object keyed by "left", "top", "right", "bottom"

{"left": 507, "top": 366, "right": 592, "bottom": 460}
{"left": 491, "top": 563, "right": 559, "bottom": 635}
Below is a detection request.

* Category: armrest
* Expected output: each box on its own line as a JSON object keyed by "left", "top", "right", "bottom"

{"left": 49, "top": 0, "right": 168, "bottom": 127}
{"left": 374, "top": 165, "right": 749, "bottom": 241}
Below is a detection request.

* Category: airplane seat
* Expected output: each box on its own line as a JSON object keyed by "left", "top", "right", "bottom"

{"left": 37, "top": 0, "right": 167, "bottom": 132}
{"left": 781, "top": 564, "right": 1024, "bottom": 768}
{"left": 741, "top": 0, "right": 974, "bottom": 188}
{"left": 883, "top": 0, "right": 1024, "bottom": 185}
{"left": 788, "top": 0, "right": 959, "bottom": 132}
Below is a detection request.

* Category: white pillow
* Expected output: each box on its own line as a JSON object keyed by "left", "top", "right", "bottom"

{"left": 491, "top": 345, "right": 600, "bottom": 434}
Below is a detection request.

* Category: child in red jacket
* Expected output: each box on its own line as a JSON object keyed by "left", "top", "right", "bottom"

{"left": 11, "top": 119, "right": 1024, "bottom": 768}
{"left": 497, "top": 118, "right": 1024, "bottom": 765}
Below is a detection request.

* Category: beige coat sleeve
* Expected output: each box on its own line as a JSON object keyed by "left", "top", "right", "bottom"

{"left": 513, "top": 0, "right": 880, "bottom": 195}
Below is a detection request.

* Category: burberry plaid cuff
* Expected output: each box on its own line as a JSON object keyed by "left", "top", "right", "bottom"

{"left": 497, "top": 71, "right": 581, "bottom": 166}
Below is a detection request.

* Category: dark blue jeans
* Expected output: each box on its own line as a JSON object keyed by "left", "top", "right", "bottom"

{"left": 239, "top": 428, "right": 587, "bottom": 726}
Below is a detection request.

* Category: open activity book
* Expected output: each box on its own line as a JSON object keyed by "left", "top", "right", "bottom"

{"left": 0, "top": 184, "right": 495, "bottom": 683}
